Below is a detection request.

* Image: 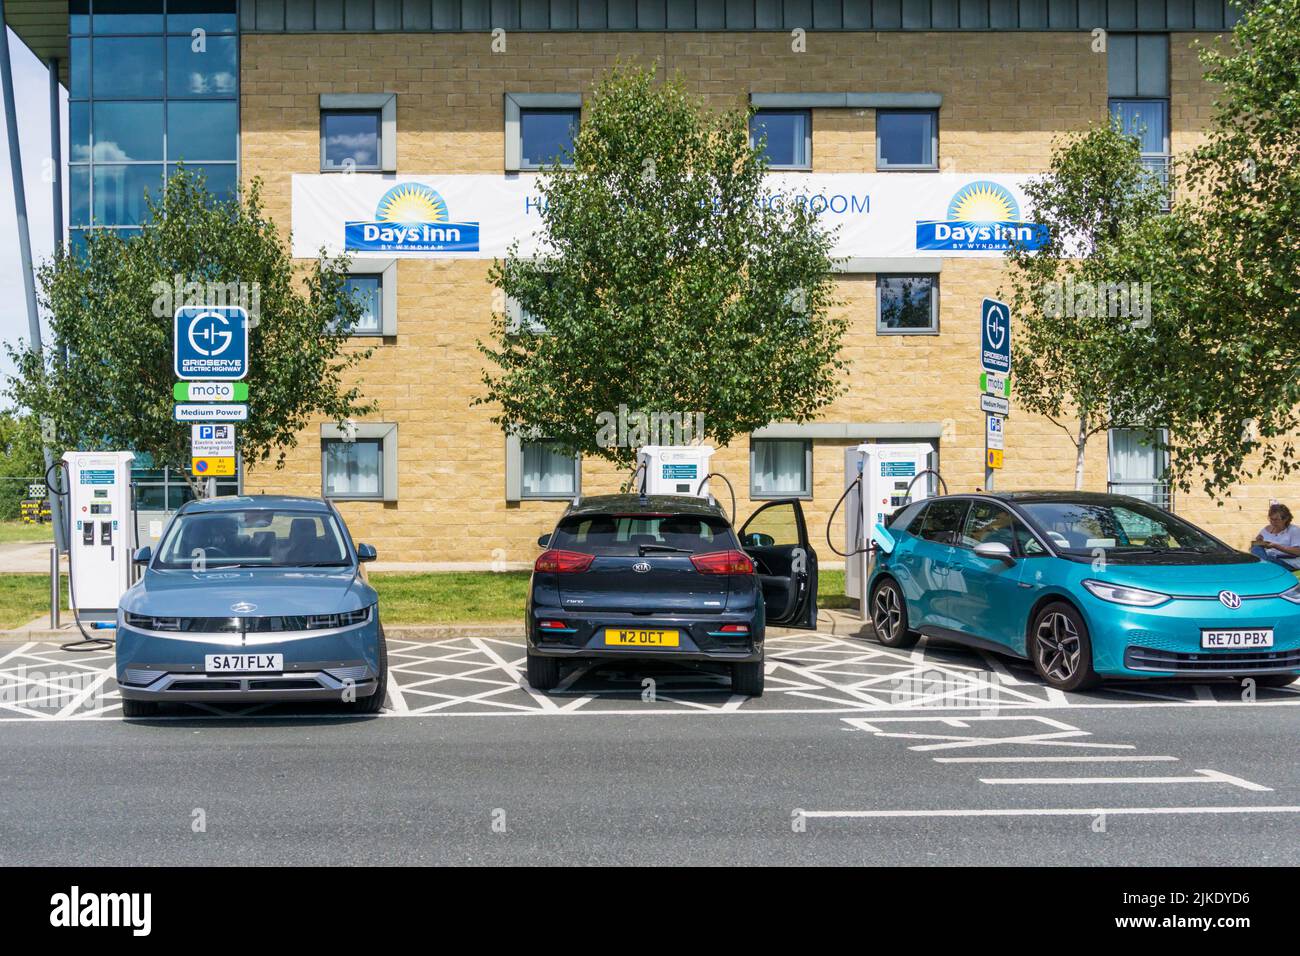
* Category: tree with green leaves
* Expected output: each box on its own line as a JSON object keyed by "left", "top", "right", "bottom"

{"left": 1148, "top": 0, "right": 1300, "bottom": 495}
{"left": 5, "top": 170, "right": 375, "bottom": 497}
{"left": 477, "top": 64, "right": 846, "bottom": 469}
{"left": 1003, "top": 122, "right": 1174, "bottom": 489}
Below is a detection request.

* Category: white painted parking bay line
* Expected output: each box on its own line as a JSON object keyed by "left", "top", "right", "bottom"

{"left": 934, "top": 755, "right": 1180, "bottom": 764}
{"left": 978, "top": 768, "right": 1272, "bottom": 792}
{"left": 803, "top": 806, "right": 1300, "bottom": 820}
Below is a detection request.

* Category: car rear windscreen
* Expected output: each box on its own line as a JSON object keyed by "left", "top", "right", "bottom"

{"left": 551, "top": 513, "right": 737, "bottom": 556}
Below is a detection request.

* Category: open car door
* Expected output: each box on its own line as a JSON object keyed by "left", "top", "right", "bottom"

{"left": 737, "top": 499, "right": 818, "bottom": 629}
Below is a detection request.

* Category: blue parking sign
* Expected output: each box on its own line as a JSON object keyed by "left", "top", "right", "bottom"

{"left": 174, "top": 306, "right": 249, "bottom": 381}
{"left": 980, "top": 298, "right": 1011, "bottom": 375}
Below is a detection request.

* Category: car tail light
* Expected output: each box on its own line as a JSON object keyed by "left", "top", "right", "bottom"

{"left": 718, "top": 624, "right": 749, "bottom": 633}
{"left": 538, "top": 619, "right": 569, "bottom": 630}
{"left": 534, "top": 549, "right": 595, "bottom": 573}
{"left": 690, "top": 550, "right": 755, "bottom": 575}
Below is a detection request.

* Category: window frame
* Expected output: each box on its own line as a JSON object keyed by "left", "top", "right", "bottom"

{"left": 336, "top": 259, "right": 397, "bottom": 337}
{"left": 876, "top": 273, "right": 939, "bottom": 335}
{"left": 749, "top": 437, "right": 813, "bottom": 500}
{"left": 875, "top": 108, "right": 939, "bottom": 171}
{"left": 518, "top": 107, "right": 581, "bottom": 171}
{"left": 749, "top": 108, "right": 812, "bottom": 171}
{"left": 519, "top": 439, "right": 582, "bottom": 501}
{"left": 504, "top": 93, "right": 583, "bottom": 172}
{"left": 319, "top": 107, "right": 383, "bottom": 173}
{"left": 320, "top": 422, "right": 398, "bottom": 503}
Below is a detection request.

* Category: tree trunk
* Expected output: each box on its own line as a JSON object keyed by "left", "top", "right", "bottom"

{"left": 1074, "top": 413, "right": 1089, "bottom": 491}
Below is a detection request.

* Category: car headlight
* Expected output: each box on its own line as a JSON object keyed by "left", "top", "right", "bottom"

{"left": 1280, "top": 584, "right": 1300, "bottom": 605}
{"left": 1081, "top": 579, "right": 1170, "bottom": 607}
{"left": 305, "top": 606, "right": 373, "bottom": 629}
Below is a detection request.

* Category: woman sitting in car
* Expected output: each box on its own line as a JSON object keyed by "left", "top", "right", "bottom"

{"left": 1251, "top": 503, "right": 1300, "bottom": 571}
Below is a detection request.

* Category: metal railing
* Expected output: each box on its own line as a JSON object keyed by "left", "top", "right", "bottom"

{"left": 1107, "top": 480, "right": 1173, "bottom": 510}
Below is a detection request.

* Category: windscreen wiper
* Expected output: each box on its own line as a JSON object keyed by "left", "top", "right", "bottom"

{"left": 637, "top": 545, "right": 692, "bottom": 555}
{"left": 294, "top": 561, "right": 352, "bottom": 567}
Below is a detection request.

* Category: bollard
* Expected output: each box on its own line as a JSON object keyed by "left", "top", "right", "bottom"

{"left": 49, "top": 545, "right": 60, "bottom": 630}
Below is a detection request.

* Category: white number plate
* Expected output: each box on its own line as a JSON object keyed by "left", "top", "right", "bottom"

{"left": 1200, "top": 629, "right": 1274, "bottom": 650}
{"left": 204, "top": 653, "right": 284, "bottom": 673}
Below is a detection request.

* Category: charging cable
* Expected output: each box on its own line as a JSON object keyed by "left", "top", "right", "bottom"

{"left": 825, "top": 473, "right": 868, "bottom": 559}
{"left": 46, "top": 459, "right": 115, "bottom": 652}
{"left": 693, "top": 472, "right": 736, "bottom": 526}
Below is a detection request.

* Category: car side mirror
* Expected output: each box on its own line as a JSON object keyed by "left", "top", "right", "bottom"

{"left": 743, "top": 532, "right": 775, "bottom": 548}
{"left": 356, "top": 543, "right": 377, "bottom": 563}
{"left": 537, "top": 533, "right": 551, "bottom": 548}
{"left": 973, "top": 541, "right": 1015, "bottom": 564}
{"left": 132, "top": 546, "right": 152, "bottom": 565}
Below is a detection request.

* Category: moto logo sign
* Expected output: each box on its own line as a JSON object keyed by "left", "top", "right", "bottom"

{"left": 632, "top": 562, "right": 651, "bottom": 573}
{"left": 1218, "top": 590, "right": 1242, "bottom": 609}
{"left": 174, "top": 306, "right": 249, "bottom": 381}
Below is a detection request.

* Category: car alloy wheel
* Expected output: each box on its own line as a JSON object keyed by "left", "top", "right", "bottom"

{"left": 1034, "top": 610, "right": 1081, "bottom": 683}
{"left": 873, "top": 585, "right": 903, "bottom": 642}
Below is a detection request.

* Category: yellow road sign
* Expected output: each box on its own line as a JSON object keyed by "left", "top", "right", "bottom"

{"left": 987, "top": 449, "right": 1004, "bottom": 470}
{"left": 192, "top": 456, "right": 236, "bottom": 477}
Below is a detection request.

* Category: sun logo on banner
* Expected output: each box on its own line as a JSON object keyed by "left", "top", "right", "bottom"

{"left": 344, "top": 181, "right": 481, "bottom": 253}
{"left": 916, "top": 179, "right": 1046, "bottom": 252}
{"left": 376, "top": 183, "right": 448, "bottom": 223}
{"left": 947, "top": 181, "right": 1020, "bottom": 223}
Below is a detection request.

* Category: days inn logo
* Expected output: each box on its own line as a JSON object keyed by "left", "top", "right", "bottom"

{"left": 344, "top": 183, "right": 480, "bottom": 253}
{"left": 915, "top": 180, "right": 1047, "bottom": 252}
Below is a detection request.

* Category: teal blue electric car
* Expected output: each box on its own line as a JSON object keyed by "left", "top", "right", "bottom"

{"left": 866, "top": 492, "right": 1300, "bottom": 690}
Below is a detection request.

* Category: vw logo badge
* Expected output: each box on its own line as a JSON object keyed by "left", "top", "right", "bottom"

{"left": 230, "top": 601, "right": 257, "bottom": 613}
{"left": 632, "top": 562, "right": 651, "bottom": 574}
{"left": 1218, "top": 590, "right": 1242, "bottom": 610}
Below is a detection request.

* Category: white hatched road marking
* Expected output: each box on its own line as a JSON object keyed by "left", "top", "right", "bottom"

{"left": 0, "top": 630, "right": 1292, "bottom": 721}
{"left": 978, "top": 769, "right": 1271, "bottom": 792}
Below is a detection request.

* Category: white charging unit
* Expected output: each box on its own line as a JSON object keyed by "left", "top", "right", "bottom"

{"left": 842, "top": 443, "right": 935, "bottom": 610}
{"left": 64, "top": 451, "right": 135, "bottom": 614}
{"left": 637, "top": 445, "right": 715, "bottom": 497}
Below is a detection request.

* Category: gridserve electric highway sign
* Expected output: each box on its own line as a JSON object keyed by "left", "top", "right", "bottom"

{"left": 174, "top": 306, "right": 249, "bottom": 381}
{"left": 980, "top": 297, "right": 1011, "bottom": 376}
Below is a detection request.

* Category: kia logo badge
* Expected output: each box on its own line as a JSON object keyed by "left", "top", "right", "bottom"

{"left": 632, "top": 562, "right": 651, "bottom": 574}
{"left": 230, "top": 601, "right": 257, "bottom": 613}
{"left": 1218, "top": 590, "right": 1241, "bottom": 609}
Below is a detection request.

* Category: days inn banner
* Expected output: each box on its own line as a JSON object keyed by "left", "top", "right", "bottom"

{"left": 290, "top": 173, "right": 1047, "bottom": 261}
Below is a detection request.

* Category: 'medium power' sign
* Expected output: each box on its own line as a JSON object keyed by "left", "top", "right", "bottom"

{"left": 344, "top": 183, "right": 480, "bottom": 253}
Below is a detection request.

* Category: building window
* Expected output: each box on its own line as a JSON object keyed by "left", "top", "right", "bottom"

{"left": 1110, "top": 98, "right": 1171, "bottom": 204}
{"left": 338, "top": 275, "right": 382, "bottom": 336}
{"left": 521, "top": 441, "right": 579, "bottom": 499}
{"left": 520, "top": 109, "right": 580, "bottom": 169}
{"left": 68, "top": 2, "right": 239, "bottom": 250}
{"left": 876, "top": 110, "right": 938, "bottom": 170}
{"left": 1108, "top": 428, "right": 1170, "bottom": 508}
{"left": 321, "top": 423, "right": 398, "bottom": 502}
{"left": 323, "top": 438, "right": 383, "bottom": 499}
{"left": 750, "top": 439, "right": 811, "bottom": 498}
{"left": 749, "top": 109, "right": 811, "bottom": 169}
{"left": 877, "top": 275, "right": 938, "bottom": 333}
{"left": 320, "top": 109, "right": 382, "bottom": 172}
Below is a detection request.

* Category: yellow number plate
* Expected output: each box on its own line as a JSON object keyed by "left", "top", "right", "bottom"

{"left": 604, "top": 628, "right": 680, "bottom": 647}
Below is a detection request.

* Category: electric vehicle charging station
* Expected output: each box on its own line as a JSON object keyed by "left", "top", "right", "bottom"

{"left": 637, "top": 445, "right": 715, "bottom": 497}
{"left": 842, "top": 443, "right": 936, "bottom": 612}
{"left": 63, "top": 451, "right": 135, "bottom": 619}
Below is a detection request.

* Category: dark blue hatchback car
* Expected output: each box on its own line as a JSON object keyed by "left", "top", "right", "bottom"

{"left": 525, "top": 494, "right": 818, "bottom": 696}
